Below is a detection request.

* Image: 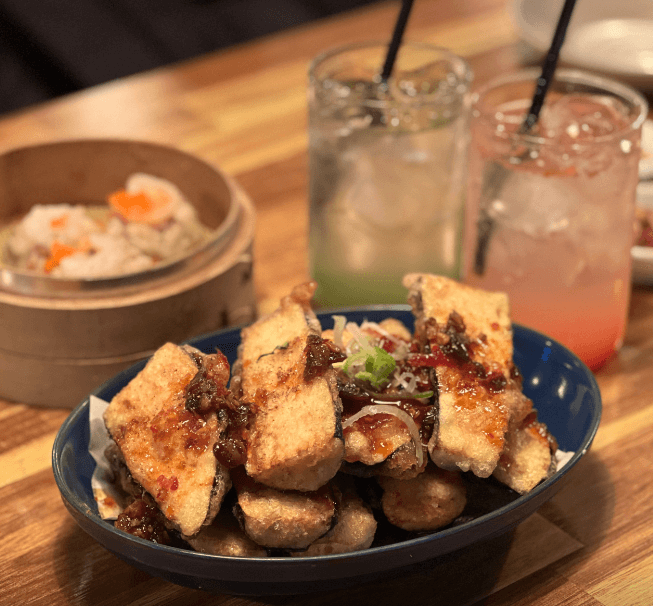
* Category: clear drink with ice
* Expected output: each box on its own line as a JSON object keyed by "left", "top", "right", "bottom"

{"left": 308, "top": 43, "right": 472, "bottom": 306}
{"left": 464, "top": 69, "right": 647, "bottom": 370}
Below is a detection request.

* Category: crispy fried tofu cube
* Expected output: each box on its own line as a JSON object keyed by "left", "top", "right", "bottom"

{"left": 103, "top": 343, "right": 231, "bottom": 536}
{"left": 235, "top": 283, "right": 344, "bottom": 491}
{"left": 403, "top": 274, "right": 531, "bottom": 478}
{"left": 493, "top": 411, "right": 557, "bottom": 494}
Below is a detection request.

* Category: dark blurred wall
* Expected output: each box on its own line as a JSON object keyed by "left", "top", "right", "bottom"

{"left": 0, "top": 0, "right": 381, "bottom": 115}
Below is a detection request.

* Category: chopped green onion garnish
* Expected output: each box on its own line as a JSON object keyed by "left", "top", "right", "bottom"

{"left": 339, "top": 351, "right": 368, "bottom": 374}
{"left": 339, "top": 345, "right": 396, "bottom": 389}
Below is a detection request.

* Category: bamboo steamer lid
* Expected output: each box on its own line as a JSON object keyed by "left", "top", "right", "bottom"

{"left": 0, "top": 140, "right": 256, "bottom": 407}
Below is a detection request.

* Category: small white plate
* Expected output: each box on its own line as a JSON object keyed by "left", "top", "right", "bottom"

{"left": 512, "top": 0, "right": 653, "bottom": 91}
{"left": 633, "top": 180, "right": 653, "bottom": 286}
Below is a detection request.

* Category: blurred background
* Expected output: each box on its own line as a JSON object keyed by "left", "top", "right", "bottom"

{"left": 0, "top": 0, "right": 381, "bottom": 116}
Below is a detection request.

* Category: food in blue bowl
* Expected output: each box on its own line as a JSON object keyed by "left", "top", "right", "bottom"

{"left": 53, "top": 275, "right": 601, "bottom": 595}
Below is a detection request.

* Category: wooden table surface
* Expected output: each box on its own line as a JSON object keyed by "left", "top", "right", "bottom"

{"left": 2, "top": 1, "right": 652, "bottom": 604}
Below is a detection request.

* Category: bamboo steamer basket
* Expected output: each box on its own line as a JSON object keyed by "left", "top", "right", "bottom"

{"left": 0, "top": 140, "right": 256, "bottom": 407}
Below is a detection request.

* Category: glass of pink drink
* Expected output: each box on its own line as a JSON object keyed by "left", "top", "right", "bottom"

{"left": 464, "top": 69, "right": 647, "bottom": 370}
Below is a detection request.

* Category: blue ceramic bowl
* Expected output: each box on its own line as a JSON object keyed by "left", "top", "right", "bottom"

{"left": 52, "top": 306, "right": 601, "bottom": 595}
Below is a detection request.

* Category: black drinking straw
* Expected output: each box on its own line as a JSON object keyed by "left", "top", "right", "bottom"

{"left": 473, "top": 0, "right": 578, "bottom": 275}
{"left": 380, "top": 0, "right": 415, "bottom": 82}
{"left": 520, "top": 0, "right": 579, "bottom": 134}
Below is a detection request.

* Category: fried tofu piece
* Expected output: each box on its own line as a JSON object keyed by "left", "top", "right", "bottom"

{"left": 324, "top": 318, "right": 430, "bottom": 479}
{"left": 343, "top": 415, "right": 416, "bottom": 467}
{"left": 104, "top": 441, "right": 142, "bottom": 500}
{"left": 341, "top": 419, "right": 427, "bottom": 480}
{"left": 234, "top": 282, "right": 344, "bottom": 491}
{"left": 184, "top": 509, "right": 268, "bottom": 557}
{"left": 232, "top": 469, "right": 337, "bottom": 550}
{"left": 403, "top": 274, "right": 531, "bottom": 478}
{"left": 378, "top": 464, "right": 466, "bottom": 532}
{"left": 292, "top": 478, "right": 377, "bottom": 557}
{"left": 376, "top": 442, "right": 428, "bottom": 479}
{"left": 493, "top": 411, "right": 557, "bottom": 494}
{"left": 103, "top": 343, "right": 231, "bottom": 536}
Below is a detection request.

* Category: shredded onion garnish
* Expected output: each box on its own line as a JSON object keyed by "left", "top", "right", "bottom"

{"left": 359, "top": 321, "right": 409, "bottom": 360}
{"left": 393, "top": 371, "right": 417, "bottom": 393}
{"left": 345, "top": 322, "right": 376, "bottom": 355}
{"left": 341, "top": 404, "right": 424, "bottom": 468}
{"left": 331, "top": 315, "right": 347, "bottom": 350}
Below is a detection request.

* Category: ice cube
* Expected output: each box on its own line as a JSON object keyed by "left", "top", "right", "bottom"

{"left": 490, "top": 169, "right": 571, "bottom": 238}
{"left": 390, "top": 59, "right": 459, "bottom": 101}
{"left": 338, "top": 130, "right": 443, "bottom": 229}
{"left": 539, "top": 95, "right": 622, "bottom": 143}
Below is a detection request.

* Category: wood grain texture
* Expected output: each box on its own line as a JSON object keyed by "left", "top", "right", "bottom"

{"left": 1, "top": 0, "right": 652, "bottom": 604}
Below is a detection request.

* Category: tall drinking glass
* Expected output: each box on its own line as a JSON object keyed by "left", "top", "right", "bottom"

{"left": 464, "top": 69, "right": 648, "bottom": 370}
{"left": 308, "top": 42, "right": 472, "bottom": 306}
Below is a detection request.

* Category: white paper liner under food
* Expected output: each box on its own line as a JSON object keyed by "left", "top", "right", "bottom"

{"left": 553, "top": 449, "right": 574, "bottom": 470}
{"left": 88, "top": 394, "right": 576, "bottom": 521}
{"left": 89, "top": 395, "right": 126, "bottom": 520}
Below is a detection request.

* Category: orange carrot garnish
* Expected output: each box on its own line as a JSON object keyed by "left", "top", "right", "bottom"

{"left": 44, "top": 241, "right": 79, "bottom": 273}
{"left": 50, "top": 215, "right": 69, "bottom": 229}
{"left": 107, "top": 189, "right": 157, "bottom": 222}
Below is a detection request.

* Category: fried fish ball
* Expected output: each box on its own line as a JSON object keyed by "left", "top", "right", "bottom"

{"left": 233, "top": 469, "right": 337, "bottom": 550}
{"left": 184, "top": 510, "right": 268, "bottom": 557}
{"left": 292, "top": 481, "right": 377, "bottom": 557}
{"left": 378, "top": 465, "right": 466, "bottom": 532}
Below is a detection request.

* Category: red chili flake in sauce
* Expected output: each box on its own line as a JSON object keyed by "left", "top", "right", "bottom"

{"left": 157, "top": 474, "right": 179, "bottom": 491}
{"left": 375, "top": 334, "right": 399, "bottom": 354}
{"left": 177, "top": 409, "right": 205, "bottom": 433}
{"left": 185, "top": 433, "right": 210, "bottom": 452}
{"left": 406, "top": 311, "right": 509, "bottom": 395}
{"left": 407, "top": 351, "right": 451, "bottom": 370}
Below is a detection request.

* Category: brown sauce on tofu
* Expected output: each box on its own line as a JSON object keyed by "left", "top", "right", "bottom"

{"left": 341, "top": 392, "right": 435, "bottom": 452}
{"left": 212, "top": 399, "right": 257, "bottom": 469}
{"left": 184, "top": 350, "right": 231, "bottom": 414}
{"left": 335, "top": 326, "right": 436, "bottom": 460}
{"left": 342, "top": 394, "right": 432, "bottom": 427}
{"left": 408, "top": 311, "right": 508, "bottom": 395}
{"left": 303, "top": 334, "right": 346, "bottom": 381}
{"left": 410, "top": 312, "right": 516, "bottom": 450}
{"left": 114, "top": 497, "right": 170, "bottom": 544}
{"left": 182, "top": 349, "right": 257, "bottom": 469}
{"left": 213, "top": 432, "right": 248, "bottom": 468}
